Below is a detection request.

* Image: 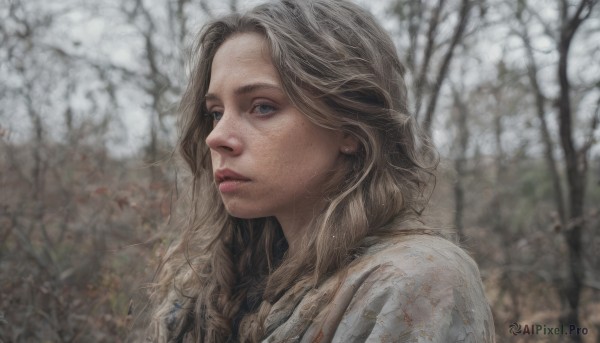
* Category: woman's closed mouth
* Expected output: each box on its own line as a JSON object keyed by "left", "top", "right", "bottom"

{"left": 214, "top": 169, "right": 251, "bottom": 192}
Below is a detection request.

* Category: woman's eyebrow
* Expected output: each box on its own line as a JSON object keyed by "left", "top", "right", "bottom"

{"left": 204, "top": 82, "right": 282, "bottom": 102}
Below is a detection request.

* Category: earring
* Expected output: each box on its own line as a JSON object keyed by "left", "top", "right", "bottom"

{"left": 342, "top": 147, "right": 352, "bottom": 154}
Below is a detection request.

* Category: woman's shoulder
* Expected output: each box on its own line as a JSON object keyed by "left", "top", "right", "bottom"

{"left": 330, "top": 234, "right": 495, "bottom": 342}
{"left": 263, "top": 234, "right": 496, "bottom": 342}
{"left": 348, "top": 234, "right": 481, "bottom": 285}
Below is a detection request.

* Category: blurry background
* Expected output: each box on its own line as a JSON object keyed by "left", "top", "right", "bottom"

{"left": 1, "top": 0, "right": 599, "bottom": 341}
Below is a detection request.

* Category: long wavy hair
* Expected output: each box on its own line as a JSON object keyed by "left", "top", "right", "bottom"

{"left": 149, "top": 0, "right": 438, "bottom": 342}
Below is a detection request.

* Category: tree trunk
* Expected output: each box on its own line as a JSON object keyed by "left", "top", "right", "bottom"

{"left": 451, "top": 87, "right": 470, "bottom": 242}
{"left": 555, "top": 0, "right": 595, "bottom": 339}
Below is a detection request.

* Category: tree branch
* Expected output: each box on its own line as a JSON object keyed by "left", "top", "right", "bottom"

{"left": 421, "top": 0, "right": 472, "bottom": 137}
{"left": 414, "top": 0, "right": 445, "bottom": 121}
{"left": 516, "top": 0, "right": 567, "bottom": 224}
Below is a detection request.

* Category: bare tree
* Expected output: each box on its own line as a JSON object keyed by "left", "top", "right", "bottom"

{"left": 0, "top": 0, "right": 215, "bottom": 340}
{"left": 507, "top": 0, "right": 599, "bottom": 337}
{"left": 391, "top": 0, "right": 478, "bottom": 137}
{"left": 515, "top": 0, "right": 567, "bottom": 227}
{"left": 555, "top": 0, "right": 598, "bottom": 337}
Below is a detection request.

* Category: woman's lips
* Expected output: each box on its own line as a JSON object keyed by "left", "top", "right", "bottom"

{"left": 214, "top": 169, "right": 250, "bottom": 193}
{"left": 218, "top": 179, "right": 249, "bottom": 193}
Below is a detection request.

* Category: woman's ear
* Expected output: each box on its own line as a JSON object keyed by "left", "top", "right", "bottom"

{"left": 340, "top": 132, "right": 359, "bottom": 154}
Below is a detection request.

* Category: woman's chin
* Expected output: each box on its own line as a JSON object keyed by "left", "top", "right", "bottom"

{"left": 223, "top": 204, "right": 266, "bottom": 219}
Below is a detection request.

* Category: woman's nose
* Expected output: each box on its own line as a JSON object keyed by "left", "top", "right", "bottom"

{"left": 205, "top": 111, "right": 243, "bottom": 156}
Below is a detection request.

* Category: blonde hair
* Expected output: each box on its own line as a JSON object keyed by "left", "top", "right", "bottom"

{"left": 149, "top": 0, "right": 438, "bottom": 341}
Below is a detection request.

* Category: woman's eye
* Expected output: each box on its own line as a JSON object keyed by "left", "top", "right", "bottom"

{"left": 251, "top": 103, "right": 276, "bottom": 116}
{"left": 210, "top": 111, "right": 223, "bottom": 121}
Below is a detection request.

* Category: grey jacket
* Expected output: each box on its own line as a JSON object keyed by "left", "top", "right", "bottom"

{"left": 261, "top": 235, "right": 495, "bottom": 343}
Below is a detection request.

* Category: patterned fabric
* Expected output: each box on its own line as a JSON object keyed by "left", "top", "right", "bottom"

{"left": 261, "top": 235, "right": 495, "bottom": 343}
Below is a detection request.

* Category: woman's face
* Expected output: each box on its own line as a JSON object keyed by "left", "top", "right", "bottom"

{"left": 205, "top": 32, "right": 353, "bottom": 226}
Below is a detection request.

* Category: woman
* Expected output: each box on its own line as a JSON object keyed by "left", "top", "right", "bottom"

{"left": 149, "top": 0, "right": 495, "bottom": 342}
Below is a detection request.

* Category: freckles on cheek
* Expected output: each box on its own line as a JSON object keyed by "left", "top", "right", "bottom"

{"left": 262, "top": 120, "right": 315, "bottom": 175}
{"left": 258, "top": 140, "right": 285, "bottom": 174}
